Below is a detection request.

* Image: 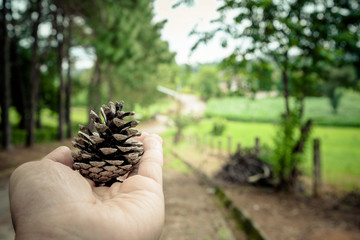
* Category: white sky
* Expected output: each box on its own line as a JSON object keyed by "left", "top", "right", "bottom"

{"left": 153, "top": 0, "right": 233, "bottom": 65}
{"left": 75, "top": 0, "right": 231, "bottom": 69}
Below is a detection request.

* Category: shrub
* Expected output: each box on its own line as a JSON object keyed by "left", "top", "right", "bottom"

{"left": 211, "top": 118, "right": 227, "bottom": 136}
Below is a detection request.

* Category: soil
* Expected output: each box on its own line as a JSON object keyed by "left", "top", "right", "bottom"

{"left": 222, "top": 184, "right": 360, "bottom": 240}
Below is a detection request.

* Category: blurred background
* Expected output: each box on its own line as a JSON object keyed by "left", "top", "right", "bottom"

{"left": 0, "top": 0, "right": 359, "bottom": 239}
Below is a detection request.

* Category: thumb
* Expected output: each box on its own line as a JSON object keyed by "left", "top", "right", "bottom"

{"left": 45, "top": 146, "right": 73, "bottom": 168}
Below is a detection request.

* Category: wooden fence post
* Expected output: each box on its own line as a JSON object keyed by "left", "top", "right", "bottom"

{"left": 195, "top": 134, "right": 199, "bottom": 148}
{"left": 313, "top": 138, "right": 321, "bottom": 197}
{"left": 199, "top": 134, "right": 202, "bottom": 148}
{"left": 236, "top": 142, "right": 241, "bottom": 153}
{"left": 218, "top": 140, "right": 222, "bottom": 156}
{"left": 210, "top": 136, "right": 214, "bottom": 154}
{"left": 227, "top": 135, "right": 232, "bottom": 156}
{"left": 203, "top": 134, "right": 207, "bottom": 149}
{"left": 255, "top": 137, "right": 260, "bottom": 155}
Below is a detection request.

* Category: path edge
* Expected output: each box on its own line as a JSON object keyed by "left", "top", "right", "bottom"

{"left": 170, "top": 148, "right": 268, "bottom": 240}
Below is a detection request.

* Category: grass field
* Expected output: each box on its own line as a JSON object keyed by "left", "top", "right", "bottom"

{"left": 205, "top": 90, "right": 360, "bottom": 126}
{"left": 183, "top": 119, "right": 360, "bottom": 191}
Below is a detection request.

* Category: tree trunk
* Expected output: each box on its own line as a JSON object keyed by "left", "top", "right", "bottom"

{"left": 65, "top": 17, "right": 72, "bottom": 138}
{"left": 106, "top": 65, "right": 114, "bottom": 101}
{"left": 36, "top": 101, "right": 42, "bottom": 129}
{"left": 26, "top": 0, "right": 42, "bottom": 147}
{"left": 56, "top": 10, "right": 65, "bottom": 141}
{"left": 298, "top": 96, "right": 305, "bottom": 120}
{"left": 282, "top": 51, "right": 290, "bottom": 116}
{"left": 88, "top": 59, "right": 101, "bottom": 116}
{"left": 0, "top": 0, "right": 12, "bottom": 150}
{"left": 9, "top": 32, "right": 27, "bottom": 130}
{"left": 282, "top": 69, "right": 290, "bottom": 116}
{"left": 88, "top": 59, "right": 99, "bottom": 116}
{"left": 174, "top": 99, "right": 182, "bottom": 144}
{"left": 293, "top": 119, "right": 312, "bottom": 154}
{"left": 95, "top": 63, "right": 102, "bottom": 109}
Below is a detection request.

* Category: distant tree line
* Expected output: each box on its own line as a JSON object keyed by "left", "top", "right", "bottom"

{"left": 0, "top": 0, "right": 174, "bottom": 149}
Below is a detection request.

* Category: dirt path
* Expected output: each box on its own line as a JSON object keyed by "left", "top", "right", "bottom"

{"left": 177, "top": 93, "right": 206, "bottom": 116}
{"left": 160, "top": 168, "right": 238, "bottom": 240}
{"left": 0, "top": 179, "right": 13, "bottom": 240}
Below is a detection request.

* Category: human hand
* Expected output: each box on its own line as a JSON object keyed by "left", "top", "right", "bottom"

{"left": 9, "top": 132, "right": 164, "bottom": 240}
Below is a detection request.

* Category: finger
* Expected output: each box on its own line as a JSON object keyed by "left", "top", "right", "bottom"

{"left": 137, "top": 134, "right": 163, "bottom": 185}
{"left": 86, "top": 178, "right": 96, "bottom": 188}
{"left": 92, "top": 186, "right": 110, "bottom": 200}
{"left": 44, "top": 146, "right": 73, "bottom": 168}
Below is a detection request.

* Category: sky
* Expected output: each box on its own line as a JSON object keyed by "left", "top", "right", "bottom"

{"left": 153, "top": 0, "right": 233, "bottom": 65}
{"left": 74, "top": 0, "right": 232, "bottom": 69}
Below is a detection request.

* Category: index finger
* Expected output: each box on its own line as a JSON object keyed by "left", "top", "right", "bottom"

{"left": 137, "top": 134, "right": 163, "bottom": 185}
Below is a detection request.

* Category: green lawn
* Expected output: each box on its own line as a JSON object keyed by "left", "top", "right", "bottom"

{"left": 183, "top": 119, "right": 360, "bottom": 191}
{"left": 205, "top": 91, "right": 360, "bottom": 126}
{"left": 305, "top": 127, "right": 360, "bottom": 189}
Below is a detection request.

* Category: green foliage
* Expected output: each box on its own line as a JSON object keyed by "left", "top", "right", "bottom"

{"left": 154, "top": 63, "right": 182, "bottom": 91}
{"left": 271, "top": 113, "right": 304, "bottom": 188}
{"left": 218, "top": 59, "right": 278, "bottom": 98}
{"left": 192, "top": 65, "right": 221, "bottom": 100}
{"left": 173, "top": 114, "right": 198, "bottom": 130}
{"left": 205, "top": 91, "right": 360, "bottom": 126}
{"left": 73, "top": 0, "right": 175, "bottom": 108}
{"left": 6, "top": 108, "right": 59, "bottom": 144}
{"left": 249, "top": 60, "right": 275, "bottom": 91}
{"left": 320, "top": 65, "right": 359, "bottom": 114}
{"left": 328, "top": 88, "right": 344, "bottom": 114}
{"left": 190, "top": 0, "right": 360, "bottom": 120}
{"left": 134, "top": 98, "right": 174, "bottom": 121}
{"left": 290, "top": 69, "right": 322, "bottom": 99}
{"left": 211, "top": 118, "right": 227, "bottom": 136}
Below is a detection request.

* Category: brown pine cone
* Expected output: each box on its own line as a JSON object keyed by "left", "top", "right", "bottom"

{"left": 72, "top": 101, "right": 144, "bottom": 186}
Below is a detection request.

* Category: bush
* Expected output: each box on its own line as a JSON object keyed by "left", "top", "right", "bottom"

{"left": 211, "top": 118, "right": 227, "bottom": 136}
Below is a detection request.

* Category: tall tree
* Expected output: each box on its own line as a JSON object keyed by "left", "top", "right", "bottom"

{"left": 54, "top": 8, "right": 65, "bottom": 140}
{"left": 68, "top": 0, "right": 174, "bottom": 109}
{"left": 0, "top": 0, "right": 12, "bottom": 150}
{"left": 26, "top": 0, "right": 42, "bottom": 146}
{"left": 65, "top": 16, "right": 72, "bottom": 138}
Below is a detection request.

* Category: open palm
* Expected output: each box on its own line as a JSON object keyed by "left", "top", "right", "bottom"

{"left": 9, "top": 133, "right": 164, "bottom": 240}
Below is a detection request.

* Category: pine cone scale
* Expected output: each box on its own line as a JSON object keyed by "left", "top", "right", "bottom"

{"left": 89, "top": 161, "right": 106, "bottom": 167}
{"left": 105, "top": 160, "right": 124, "bottom": 165}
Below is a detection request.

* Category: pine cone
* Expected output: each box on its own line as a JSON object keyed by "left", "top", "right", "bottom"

{"left": 72, "top": 101, "right": 144, "bottom": 186}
